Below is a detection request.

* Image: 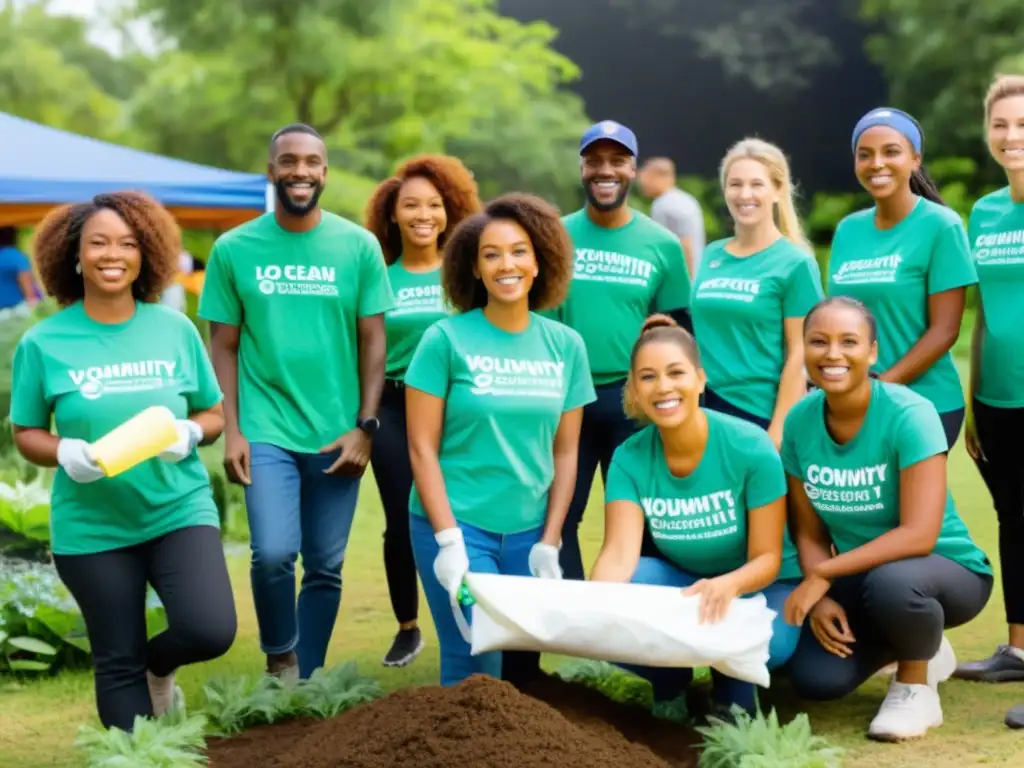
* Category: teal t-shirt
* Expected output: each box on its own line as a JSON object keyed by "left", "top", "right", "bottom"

{"left": 827, "top": 197, "right": 977, "bottom": 414}
{"left": 198, "top": 212, "right": 394, "bottom": 453}
{"left": 968, "top": 187, "right": 1024, "bottom": 408}
{"left": 692, "top": 237, "right": 823, "bottom": 420}
{"left": 405, "top": 309, "right": 596, "bottom": 534}
{"left": 781, "top": 379, "right": 992, "bottom": 576}
{"left": 9, "top": 302, "right": 222, "bottom": 556}
{"left": 384, "top": 261, "right": 448, "bottom": 382}
{"left": 549, "top": 209, "right": 692, "bottom": 385}
{"left": 604, "top": 410, "right": 802, "bottom": 580}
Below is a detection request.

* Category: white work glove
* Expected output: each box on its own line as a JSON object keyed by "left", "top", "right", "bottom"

{"left": 159, "top": 420, "right": 204, "bottom": 463}
{"left": 56, "top": 438, "right": 105, "bottom": 484}
{"left": 529, "top": 542, "right": 563, "bottom": 580}
{"left": 433, "top": 527, "right": 470, "bottom": 598}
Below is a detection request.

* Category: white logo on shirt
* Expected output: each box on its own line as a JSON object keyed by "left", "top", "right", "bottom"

{"left": 974, "top": 230, "right": 1024, "bottom": 264}
{"left": 255, "top": 264, "right": 338, "bottom": 296}
{"left": 641, "top": 491, "right": 739, "bottom": 541}
{"left": 68, "top": 360, "right": 177, "bottom": 400}
{"left": 573, "top": 248, "right": 653, "bottom": 286}
{"left": 832, "top": 254, "right": 902, "bottom": 285}
{"left": 465, "top": 355, "right": 564, "bottom": 398}
{"left": 803, "top": 462, "right": 887, "bottom": 512}
{"left": 696, "top": 277, "right": 761, "bottom": 303}
{"left": 389, "top": 284, "right": 445, "bottom": 317}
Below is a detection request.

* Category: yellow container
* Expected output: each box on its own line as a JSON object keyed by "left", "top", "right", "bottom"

{"left": 90, "top": 406, "right": 180, "bottom": 478}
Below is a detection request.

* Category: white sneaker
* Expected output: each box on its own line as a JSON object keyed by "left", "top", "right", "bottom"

{"left": 872, "top": 635, "right": 956, "bottom": 688}
{"left": 867, "top": 680, "right": 943, "bottom": 741}
{"left": 146, "top": 670, "right": 185, "bottom": 717}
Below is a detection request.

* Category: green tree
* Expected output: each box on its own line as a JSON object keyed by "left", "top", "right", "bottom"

{"left": 125, "top": 0, "right": 590, "bottom": 216}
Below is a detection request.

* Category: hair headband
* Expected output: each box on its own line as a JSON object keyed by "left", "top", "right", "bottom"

{"left": 851, "top": 108, "right": 923, "bottom": 154}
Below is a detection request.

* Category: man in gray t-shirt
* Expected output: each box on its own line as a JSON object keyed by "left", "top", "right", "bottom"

{"left": 639, "top": 157, "right": 705, "bottom": 277}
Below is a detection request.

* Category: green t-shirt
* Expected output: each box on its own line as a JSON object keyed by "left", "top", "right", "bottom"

{"left": 9, "top": 302, "right": 222, "bottom": 556}
{"left": 968, "top": 187, "right": 1024, "bottom": 408}
{"left": 827, "top": 197, "right": 977, "bottom": 414}
{"left": 198, "top": 212, "right": 394, "bottom": 453}
{"left": 549, "top": 209, "right": 692, "bottom": 386}
{"left": 692, "top": 238, "right": 823, "bottom": 420}
{"left": 405, "top": 309, "right": 596, "bottom": 534}
{"left": 781, "top": 379, "right": 992, "bottom": 576}
{"left": 385, "top": 261, "right": 449, "bottom": 382}
{"left": 604, "top": 410, "right": 802, "bottom": 580}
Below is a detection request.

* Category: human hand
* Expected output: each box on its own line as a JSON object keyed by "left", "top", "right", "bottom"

{"left": 683, "top": 574, "right": 740, "bottom": 625}
{"left": 223, "top": 430, "right": 251, "bottom": 485}
{"left": 57, "top": 438, "right": 105, "bottom": 484}
{"left": 159, "top": 420, "right": 204, "bottom": 463}
{"left": 320, "top": 429, "right": 371, "bottom": 476}
{"left": 783, "top": 574, "right": 832, "bottom": 626}
{"left": 433, "top": 527, "right": 470, "bottom": 597}
{"left": 528, "top": 542, "right": 562, "bottom": 579}
{"left": 808, "top": 596, "right": 855, "bottom": 658}
{"left": 964, "top": 413, "right": 986, "bottom": 463}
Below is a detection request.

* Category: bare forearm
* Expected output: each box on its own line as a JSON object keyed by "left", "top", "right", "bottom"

{"left": 590, "top": 547, "right": 637, "bottom": 583}
{"left": 542, "top": 451, "right": 577, "bottom": 545}
{"left": 211, "top": 345, "right": 242, "bottom": 436}
{"left": 13, "top": 428, "right": 59, "bottom": 467}
{"left": 771, "top": 354, "right": 807, "bottom": 430}
{"left": 795, "top": 535, "right": 832, "bottom": 577}
{"left": 725, "top": 552, "right": 781, "bottom": 595}
{"left": 357, "top": 323, "right": 386, "bottom": 421}
{"left": 814, "top": 527, "right": 934, "bottom": 580}
{"left": 881, "top": 326, "right": 959, "bottom": 385}
{"left": 409, "top": 450, "right": 457, "bottom": 533}
{"left": 189, "top": 407, "right": 225, "bottom": 446}
{"left": 968, "top": 304, "right": 983, "bottom": 403}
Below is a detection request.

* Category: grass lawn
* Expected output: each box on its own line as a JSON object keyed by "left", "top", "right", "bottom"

{"left": 1, "top": 436, "right": 1022, "bottom": 766}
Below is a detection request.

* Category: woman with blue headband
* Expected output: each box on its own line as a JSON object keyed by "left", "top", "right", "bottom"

{"left": 826, "top": 108, "right": 976, "bottom": 450}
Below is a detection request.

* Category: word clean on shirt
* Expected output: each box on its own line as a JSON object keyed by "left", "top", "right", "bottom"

{"left": 696, "top": 277, "right": 762, "bottom": 302}
{"left": 832, "top": 255, "right": 903, "bottom": 285}
{"left": 641, "top": 491, "right": 739, "bottom": 542}
{"left": 68, "top": 360, "right": 177, "bottom": 400}
{"left": 975, "top": 229, "right": 1024, "bottom": 265}
{"left": 803, "top": 462, "right": 887, "bottom": 513}
{"left": 573, "top": 248, "right": 653, "bottom": 287}
{"left": 465, "top": 355, "right": 564, "bottom": 398}
{"left": 255, "top": 264, "right": 338, "bottom": 296}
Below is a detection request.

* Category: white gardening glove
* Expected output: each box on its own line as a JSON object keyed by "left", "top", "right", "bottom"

{"left": 433, "top": 527, "right": 470, "bottom": 597}
{"left": 56, "top": 438, "right": 105, "bottom": 484}
{"left": 529, "top": 542, "right": 563, "bottom": 580}
{"left": 159, "top": 420, "right": 204, "bottom": 463}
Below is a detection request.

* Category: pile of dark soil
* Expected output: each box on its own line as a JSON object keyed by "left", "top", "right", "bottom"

{"left": 206, "top": 674, "right": 700, "bottom": 768}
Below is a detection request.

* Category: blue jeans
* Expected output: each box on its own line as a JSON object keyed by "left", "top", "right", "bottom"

{"left": 245, "top": 443, "right": 361, "bottom": 679}
{"left": 617, "top": 557, "right": 800, "bottom": 713}
{"left": 410, "top": 514, "right": 541, "bottom": 686}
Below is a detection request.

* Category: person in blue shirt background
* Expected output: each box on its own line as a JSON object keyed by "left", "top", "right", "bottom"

{"left": 0, "top": 226, "right": 39, "bottom": 311}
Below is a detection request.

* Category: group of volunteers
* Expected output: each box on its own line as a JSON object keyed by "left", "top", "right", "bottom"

{"left": 8, "top": 72, "right": 1024, "bottom": 745}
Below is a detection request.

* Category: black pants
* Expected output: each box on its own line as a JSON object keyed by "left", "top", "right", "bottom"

{"left": 369, "top": 380, "right": 419, "bottom": 625}
{"left": 973, "top": 399, "right": 1024, "bottom": 625}
{"left": 787, "top": 555, "right": 992, "bottom": 701}
{"left": 703, "top": 388, "right": 772, "bottom": 430}
{"left": 559, "top": 379, "right": 639, "bottom": 581}
{"left": 53, "top": 525, "right": 236, "bottom": 732}
{"left": 939, "top": 406, "right": 965, "bottom": 451}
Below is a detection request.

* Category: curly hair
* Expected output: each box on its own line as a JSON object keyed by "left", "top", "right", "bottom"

{"left": 442, "top": 193, "right": 573, "bottom": 313}
{"left": 32, "top": 191, "right": 182, "bottom": 306}
{"left": 364, "top": 154, "right": 482, "bottom": 265}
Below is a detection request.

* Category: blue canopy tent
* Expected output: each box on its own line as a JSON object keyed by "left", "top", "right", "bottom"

{"left": 0, "top": 111, "right": 270, "bottom": 229}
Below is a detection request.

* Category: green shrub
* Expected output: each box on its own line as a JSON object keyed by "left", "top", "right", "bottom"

{"left": 697, "top": 706, "right": 844, "bottom": 767}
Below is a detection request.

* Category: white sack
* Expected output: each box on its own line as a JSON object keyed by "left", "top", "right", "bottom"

{"left": 460, "top": 572, "right": 776, "bottom": 687}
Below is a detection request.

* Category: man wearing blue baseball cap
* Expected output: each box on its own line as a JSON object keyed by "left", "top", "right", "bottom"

{"left": 545, "top": 119, "right": 693, "bottom": 580}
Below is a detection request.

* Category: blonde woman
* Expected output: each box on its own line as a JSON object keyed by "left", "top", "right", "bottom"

{"left": 691, "top": 138, "right": 823, "bottom": 449}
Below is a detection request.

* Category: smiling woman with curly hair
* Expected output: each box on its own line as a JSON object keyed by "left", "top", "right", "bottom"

{"left": 362, "top": 155, "right": 482, "bottom": 668}
{"left": 9, "top": 191, "right": 236, "bottom": 733}
{"left": 402, "top": 192, "right": 596, "bottom": 687}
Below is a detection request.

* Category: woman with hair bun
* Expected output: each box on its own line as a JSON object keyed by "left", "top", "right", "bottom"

{"left": 363, "top": 154, "right": 481, "bottom": 668}
{"left": 589, "top": 313, "right": 800, "bottom": 720}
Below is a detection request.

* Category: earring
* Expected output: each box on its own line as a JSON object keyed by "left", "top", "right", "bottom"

{"left": 75, "top": 262, "right": 82, "bottom": 275}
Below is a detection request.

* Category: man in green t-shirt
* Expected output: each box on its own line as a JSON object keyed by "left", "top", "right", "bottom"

{"left": 549, "top": 120, "right": 694, "bottom": 581}
{"left": 199, "top": 123, "right": 394, "bottom": 682}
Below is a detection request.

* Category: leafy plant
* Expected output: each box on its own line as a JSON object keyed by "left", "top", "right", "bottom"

{"left": 0, "top": 476, "right": 51, "bottom": 552}
{"left": 696, "top": 706, "right": 844, "bottom": 767}
{"left": 554, "top": 659, "right": 653, "bottom": 709}
{"left": 0, "top": 626, "right": 58, "bottom": 673}
{"left": 290, "top": 662, "right": 383, "bottom": 719}
{"left": 75, "top": 710, "right": 209, "bottom": 768}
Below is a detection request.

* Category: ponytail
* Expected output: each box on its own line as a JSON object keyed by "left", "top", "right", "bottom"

{"left": 776, "top": 181, "right": 815, "bottom": 253}
{"left": 909, "top": 165, "right": 947, "bottom": 207}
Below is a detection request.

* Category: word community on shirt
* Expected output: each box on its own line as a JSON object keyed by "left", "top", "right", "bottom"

{"left": 465, "top": 355, "right": 565, "bottom": 399}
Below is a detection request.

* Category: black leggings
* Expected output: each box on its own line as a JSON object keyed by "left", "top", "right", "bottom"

{"left": 703, "top": 388, "right": 772, "bottom": 430}
{"left": 973, "top": 399, "right": 1024, "bottom": 625}
{"left": 54, "top": 525, "right": 236, "bottom": 732}
{"left": 788, "top": 554, "right": 992, "bottom": 700}
{"left": 939, "top": 407, "right": 965, "bottom": 451}
{"left": 369, "top": 380, "right": 419, "bottom": 625}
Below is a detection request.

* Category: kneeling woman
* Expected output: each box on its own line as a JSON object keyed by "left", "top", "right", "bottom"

{"left": 782, "top": 296, "right": 993, "bottom": 742}
{"left": 10, "top": 192, "right": 236, "bottom": 732}
{"left": 405, "top": 193, "right": 596, "bottom": 686}
{"left": 590, "top": 315, "right": 803, "bottom": 717}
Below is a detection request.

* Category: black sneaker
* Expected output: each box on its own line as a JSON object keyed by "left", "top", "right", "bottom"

{"left": 1006, "top": 704, "right": 1024, "bottom": 729}
{"left": 953, "top": 645, "right": 1024, "bottom": 682}
{"left": 383, "top": 628, "right": 424, "bottom": 668}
